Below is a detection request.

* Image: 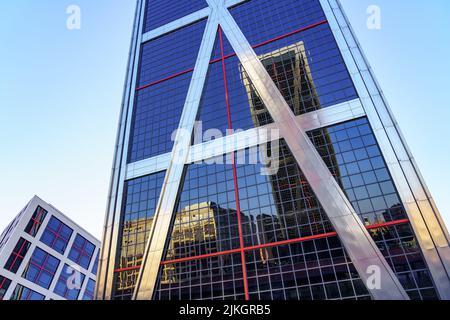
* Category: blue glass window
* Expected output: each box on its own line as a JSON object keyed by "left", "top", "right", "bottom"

{"left": 10, "top": 285, "right": 45, "bottom": 300}
{"left": 68, "top": 235, "right": 95, "bottom": 270}
{"left": 22, "top": 247, "right": 60, "bottom": 289}
{"left": 143, "top": 0, "right": 208, "bottom": 32}
{"left": 24, "top": 206, "right": 48, "bottom": 237}
{"left": 82, "top": 278, "right": 96, "bottom": 301}
{"left": 54, "top": 264, "right": 85, "bottom": 300}
{"left": 4, "top": 238, "right": 31, "bottom": 273}
{"left": 0, "top": 275, "right": 12, "bottom": 300}
{"left": 40, "top": 216, "right": 73, "bottom": 254}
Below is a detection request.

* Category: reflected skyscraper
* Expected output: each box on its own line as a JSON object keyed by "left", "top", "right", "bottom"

{"left": 97, "top": 0, "right": 450, "bottom": 300}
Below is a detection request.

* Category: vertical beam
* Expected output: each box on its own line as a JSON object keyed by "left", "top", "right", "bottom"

{"left": 216, "top": 3, "right": 408, "bottom": 300}
{"left": 133, "top": 9, "right": 221, "bottom": 300}
{"left": 96, "top": 0, "right": 146, "bottom": 300}
{"left": 321, "top": 0, "right": 450, "bottom": 299}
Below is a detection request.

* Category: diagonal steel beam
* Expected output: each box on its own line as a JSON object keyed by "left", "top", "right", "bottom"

{"left": 132, "top": 9, "right": 221, "bottom": 300}
{"left": 214, "top": 2, "right": 408, "bottom": 300}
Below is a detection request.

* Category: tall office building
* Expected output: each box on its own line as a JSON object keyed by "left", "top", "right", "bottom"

{"left": 0, "top": 196, "right": 100, "bottom": 300}
{"left": 97, "top": 0, "right": 450, "bottom": 300}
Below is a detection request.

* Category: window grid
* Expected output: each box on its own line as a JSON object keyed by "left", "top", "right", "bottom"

{"left": 68, "top": 235, "right": 95, "bottom": 270}
{"left": 113, "top": 171, "right": 166, "bottom": 300}
{"left": 4, "top": 238, "right": 31, "bottom": 274}
{"left": 22, "top": 247, "right": 60, "bottom": 290}
{"left": 40, "top": 216, "right": 73, "bottom": 255}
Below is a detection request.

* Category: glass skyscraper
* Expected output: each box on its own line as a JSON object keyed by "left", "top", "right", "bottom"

{"left": 96, "top": 0, "right": 450, "bottom": 300}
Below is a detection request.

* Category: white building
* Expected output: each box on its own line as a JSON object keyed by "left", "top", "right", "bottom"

{"left": 0, "top": 196, "right": 100, "bottom": 300}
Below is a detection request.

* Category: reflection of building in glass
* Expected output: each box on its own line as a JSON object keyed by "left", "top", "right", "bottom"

{"left": 161, "top": 202, "right": 244, "bottom": 286}
{"left": 241, "top": 41, "right": 321, "bottom": 127}
{"left": 115, "top": 218, "right": 151, "bottom": 293}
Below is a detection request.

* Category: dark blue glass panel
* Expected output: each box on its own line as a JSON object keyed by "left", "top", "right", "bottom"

{"left": 194, "top": 37, "right": 230, "bottom": 137}
{"left": 144, "top": 0, "right": 208, "bottom": 32}
{"left": 54, "top": 264, "right": 86, "bottom": 300}
{"left": 129, "top": 20, "right": 207, "bottom": 162}
{"left": 40, "top": 216, "right": 73, "bottom": 254}
{"left": 128, "top": 73, "right": 192, "bottom": 162}
{"left": 22, "top": 247, "right": 60, "bottom": 289}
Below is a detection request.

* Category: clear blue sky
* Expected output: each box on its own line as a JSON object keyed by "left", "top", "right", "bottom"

{"left": 0, "top": 1, "right": 449, "bottom": 239}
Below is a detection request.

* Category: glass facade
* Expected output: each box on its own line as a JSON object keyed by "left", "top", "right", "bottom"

{"left": 128, "top": 20, "right": 207, "bottom": 162}
{"left": 100, "top": 0, "right": 449, "bottom": 301}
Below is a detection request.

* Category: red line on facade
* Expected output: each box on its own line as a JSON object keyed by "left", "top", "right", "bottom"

{"left": 29, "top": 208, "right": 45, "bottom": 235}
{"left": 8, "top": 239, "right": 27, "bottom": 272}
{"left": 114, "top": 265, "right": 142, "bottom": 273}
{"left": 219, "top": 25, "right": 250, "bottom": 301}
{"left": 136, "top": 20, "right": 328, "bottom": 92}
{"left": 135, "top": 68, "right": 194, "bottom": 91}
{"left": 114, "top": 219, "right": 411, "bottom": 273}
{"left": 252, "top": 20, "right": 328, "bottom": 49}
{"left": 366, "top": 219, "right": 410, "bottom": 230}
{"left": 158, "top": 218, "right": 411, "bottom": 265}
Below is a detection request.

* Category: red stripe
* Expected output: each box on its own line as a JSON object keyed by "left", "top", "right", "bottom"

{"left": 114, "top": 219, "right": 411, "bottom": 273}
{"left": 29, "top": 208, "right": 45, "bottom": 235}
{"left": 218, "top": 25, "right": 250, "bottom": 300}
{"left": 8, "top": 239, "right": 27, "bottom": 272}
{"left": 252, "top": 20, "right": 328, "bottom": 49}
{"left": 135, "top": 68, "right": 194, "bottom": 91}
{"left": 114, "top": 265, "right": 142, "bottom": 273}
{"left": 366, "top": 219, "right": 410, "bottom": 230}
{"left": 136, "top": 20, "right": 328, "bottom": 92}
